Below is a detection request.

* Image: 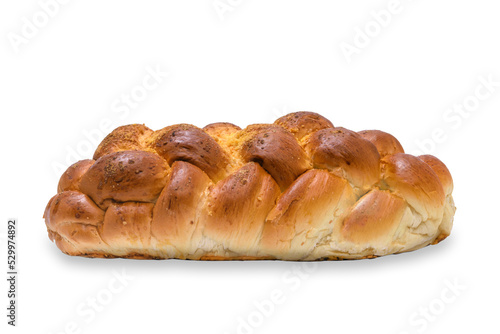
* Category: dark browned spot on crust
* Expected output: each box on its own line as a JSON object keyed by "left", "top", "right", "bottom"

{"left": 304, "top": 127, "right": 380, "bottom": 190}
{"left": 80, "top": 150, "right": 169, "bottom": 206}
{"left": 239, "top": 124, "right": 310, "bottom": 190}
{"left": 151, "top": 124, "right": 229, "bottom": 181}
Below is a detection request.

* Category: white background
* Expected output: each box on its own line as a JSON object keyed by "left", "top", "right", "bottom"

{"left": 1, "top": 1, "right": 499, "bottom": 333}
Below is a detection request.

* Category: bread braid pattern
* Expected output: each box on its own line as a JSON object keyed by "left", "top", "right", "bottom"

{"left": 44, "top": 112, "right": 456, "bottom": 260}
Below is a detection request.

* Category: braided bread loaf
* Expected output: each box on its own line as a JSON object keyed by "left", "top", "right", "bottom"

{"left": 44, "top": 112, "right": 455, "bottom": 260}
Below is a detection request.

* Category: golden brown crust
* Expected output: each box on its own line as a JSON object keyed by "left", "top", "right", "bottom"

{"left": 44, "top": 191, "right": 107, "bottom": 254}
{"left": 151, "top": 161, "right": 213, "bottom": 254}
{"left": 45, "top": 191, "right": 105, "bottom": 232}
{"left": 100, "top": 202, "right": 154, "bottom": 250}
{"left": 202, "top": 162, "right": 281, "bottom": 254}
{"left": 304, "top": 127, "right": 380, "bottom": 193}
{"left": 341, "top": 190, "right": 407, "bottom": 245}
{"left": 260, "top": 169, "right": 355, "bottom": 260}
{"left": 203, "top": 122, "right": 241, "bottom": 138}
{"left": 80, "top": 150, "right": 169, "bottom": 206}
{"left": 93, "top": 124, "right": 154, "bottom": 160}
{"left": 358, "top": 130, "right": 404, "bottom": 157}
{"left": 274, "top": 111, "right": 334, "bottom": 140}
{"left": 44, "top": 112, "right": 456, "bottom": 260}
{"left": 151, "top": 124, "right": 230, "bottom": 182}
{"left": 418, "top": 155, "right": 454, "bottom": 195}
{"left": 380, "top": 153, "right": 445, "bottom": 221}
{"left": 57, "top": 159, "right": 95, "bottom": 193}
{"left": 238, "top": 124, "right": 311, "bottom": 190}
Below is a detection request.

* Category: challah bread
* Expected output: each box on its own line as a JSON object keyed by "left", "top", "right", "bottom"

{"left": 43, "top": 112, "right": 456, "bottom": 260}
